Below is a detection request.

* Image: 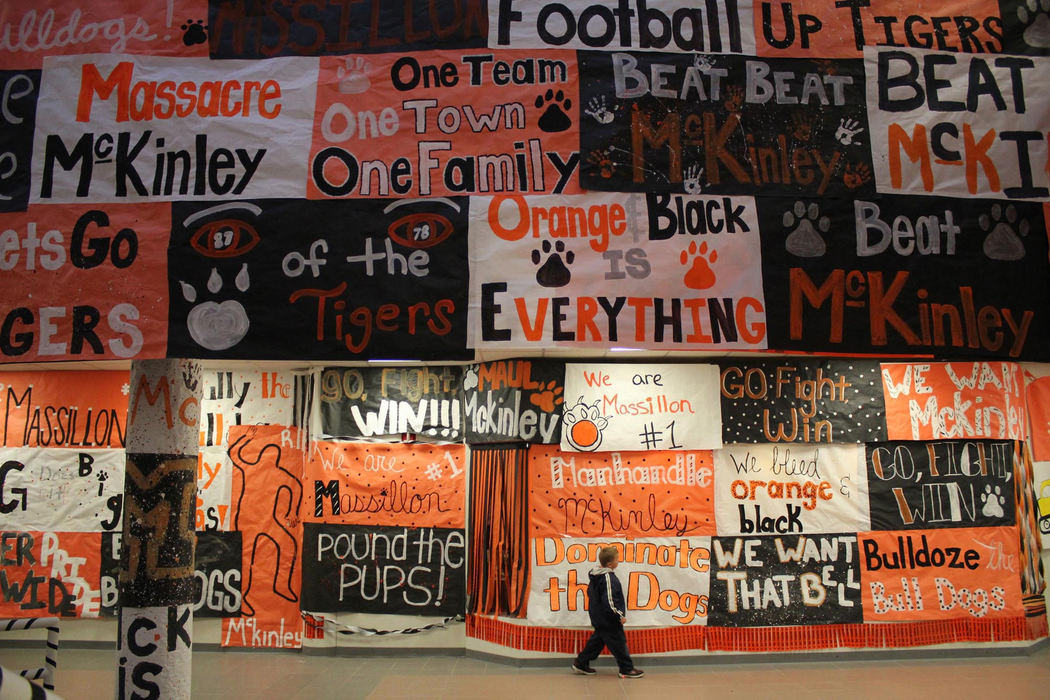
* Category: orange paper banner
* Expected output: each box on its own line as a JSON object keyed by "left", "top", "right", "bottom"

{"left": 305, "top": 441, "right": 466, "bottom": 529}
{"left": 528, "top": 443, "right": 715, "bottom": 539}
{"left": 859, "top": 526, "right": 1023, "bottom": 622}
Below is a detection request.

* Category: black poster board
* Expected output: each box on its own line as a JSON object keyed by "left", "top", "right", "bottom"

{"left": 708, "top": 533, "right": 862, "bottom": 626}
{"left": 462, "top": 359, "right": 564, "bottom": 444}
{"left": 301, "top": 522, "right": 465, "bottom": 615}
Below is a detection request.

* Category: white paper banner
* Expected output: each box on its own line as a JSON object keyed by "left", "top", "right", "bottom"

{"left": 561, "top": 362, "right": 722, "bottom": 451}
{"left": 0, "top": 447, "right": 124, "bottom": 532}
{"left": 865, "top": 46, "right": 1050, "bottom": 200}
{"left": 713, "top": 443, "right": 870, "bottom": 536}
{"left": 468, "top": 193, "right": 767, "bottom": 350}
{"left": 527, "top": 536, "right": 711, "bottom": 627}
{"left": 488, "top": 0, "right": 756, "bottom": 55}
{"left": 31, "top": 54, "right": 319, "bottom": 202}
{"left": 199, "top": 369, "right": 298, "bottom": 446}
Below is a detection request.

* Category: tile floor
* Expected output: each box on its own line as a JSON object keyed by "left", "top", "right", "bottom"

{"left": 1, "top": 643, "right": 1048, "bottom": 699}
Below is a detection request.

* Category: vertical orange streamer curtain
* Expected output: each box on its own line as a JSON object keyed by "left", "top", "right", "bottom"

{"left": 1014, "top": 442, "right": 1047, "bottom": 622}
{"left": 467, "top": 445, "right": 530, "bottom": 617}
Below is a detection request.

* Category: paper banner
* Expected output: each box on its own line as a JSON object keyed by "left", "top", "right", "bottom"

{"left": 316, "top": 366, "right": 463, "bottom": 439}
{"left": 881, "top": 362, "right": 1027, "bottom": 440}
{"left": 196, "top": 446, "right": 232, "bottom": 532}
{"left": 0, "top": 531, "right": 102, "bottom": 617}
{"left": 1023, "top": 367, "right": 1050, "bottom": 460}
{"left": 167, "top": 199, "right": 469, "bottom": 361}
{"left": 866, "top": 440, "right": 1017, "bottom": 531}
{"left": 0, "top": 70, "right": 40, "bottom": 212}
{"left": 561, "top": 363, "right": 722, "bottom": 451}
{"left": 578, "top": 51, "right": 872, "bottom": 197}
{"left": 31, "top": 54, "right": 318, "bottom": 203}
{"left": 0, "top": 204, "right": 170, "bottom": 362}
{"left": 489, "top": 0, "right": 754, "bottom": 54}
{"left": 308, "top": 49, "right": 581, "bottom": 199}
{"left": 1033, "top": 461, "right": 1050, "bottom": 544}
{"left": 192, "top": 531, "right": 242, "bottom": 618}
{"left": 752, "top": 1, "right": 1005, "bottom": 58}
{"left": 305, "top": 442, "right": 466, "bottom": 529}
{"left": 528, "top": 443, "right": 715, "bottom": 539}
{"left": 865, "top": 46, "right": 1050, "bottom": 200}
{"left": 223, "top": 425, "right": 304, "bottom": 649}
{"left": 527, "top": 536, "right": 711, "bottom": 627}
{"left": 859, "top": 527, "right": 1024, "bottom": 621}
{"left": 468, "top": 193, "right": 767, "bottom": 351}
{"left": 708, "top": 533, "right": 862, "bottom": 626}
{"left": 718, "top": 360, "right": 888, "bottom": 443}
{"left": 208, "top": 0, "right": 488, "bottom": 58}
{"left": 713, "top": 444, "right": 870, "bottom": 535}
{"left": 756, "top": 194, "right": 1050, "bottom": 360}
{"left": 300, "top": 523, "right": 466, "bottom": 615}
{"left": 462, "top": 360, "right": 564, "bottom": 444}
{"left": 99, "top": 531, "right": 120, "bottom": 616}
{"left": 0, "top": 447, "right": 124, "bottom": 532}
{"left": 0, "top": 370, "right": 130, "bottom": 448}
{"left": 199, "top": 369, "right": 299, "bottom": 447}
{"left": 0, "top": 1, "right": 210, "bottom": 69}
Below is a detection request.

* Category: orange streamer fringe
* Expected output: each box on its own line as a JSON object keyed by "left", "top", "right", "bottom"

{"left": 465, "top": 615, "right": 1046, "bottom": 654}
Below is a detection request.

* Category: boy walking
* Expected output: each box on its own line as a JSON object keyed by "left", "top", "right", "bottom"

{"left": 572, "top": 546, "right": 644, "bottom": 678}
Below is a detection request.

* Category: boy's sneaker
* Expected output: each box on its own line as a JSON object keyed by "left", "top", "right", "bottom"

{"left": 572, "top": 663, "right": 597, "bottom": 675}
{"left": 618, "top": 669, "right": 645, "bottom": 679}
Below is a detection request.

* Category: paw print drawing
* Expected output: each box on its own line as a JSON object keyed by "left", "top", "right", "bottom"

{"left": 1019, "top": 0, "right": 1050, "bottom": 48}
{"left": 980, "top": 484, "right": 1006, "bottom": 519}
{"left": 586, "top": 148, "right": 618, "bottom": 179}
{"left": 180, "top": 265, "right": 250, "bottom": 351}
{"left": 979, "top": 203, "right": 1028, "bottom": 261}
{"left": 536, "top": 89, "right": 572, "bottom": 133}
{"left": 834, "top": 118, "right": 864, "bottom": 145}
{"left": 584, "top": 96, "right": 615, "bottom": 124}
{"left": 680, "top": 241, "right": 717, "bottom": 290}
{"left": 783, "top": 201, "right": 829, "bottom": 257}
{"left": 181, "top": 19, "right": 207, "bottom": 47}
{"left": 843, "top": 162, "right": 872, "bottom": 189}
{"left": 529, "top": 380, "right": 564, "bottom": 412}
{"left": 562, "top": 398, "right": 609, "bottom": 452}
{"left": 462, "top": 366, "right": 479, "bottom": 391}
{"left": 683, "top": 164, "right": 704, "bottom": 194}
{"left": 337, "top": 56, "right": 371, "bottom": 94}
{"left": 532, "top": 240, "right": 574, "bottom": 287}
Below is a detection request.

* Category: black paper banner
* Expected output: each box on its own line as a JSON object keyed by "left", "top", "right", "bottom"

{"left": 718, "top": 360, "right": 887, "bottom": 443}
{"left": 207, "top": 0, "right": 488, "bottom": 58}
{"left": 301, "top": 523, "right": 466, "bottom": 615}
{"left": 0, "top": 70, "right": 40, "bottom": 213}
{"left": 318, "top": 365, "right": 463, "bottom": 439}
{"left": 462, "top": 359, "right": 564, "bottom": 444}
{"left": 578, "top": 51, "right": 872, "bottom": 197}
{"left": 866, "top": 440, "right": 1017, "bottom": 531}
{"left": 708, "top": 533, "right": 862, "bottom": 626}
{"left": 193, "top": 531, "right": 242, "bottom": 618}
{"left": 167, "top": 198, "right": 469, "bottom": 361}
{"left": 757, "top": 194, "right": 1050, "bottom": 360}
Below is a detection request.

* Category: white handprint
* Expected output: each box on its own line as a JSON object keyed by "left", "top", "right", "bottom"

{"left": 584, "top": 96, "right": 614, "bottom": 124}
{"left": 337, "top": 56, "right": 371, "bottom": 94}
{"left": 683, "top": 164, "right": 704, "bottom": 194}
{"left": 693, "top": 53, "right": 714, "bottom": 73}
{"left": 835, "top": 118, "right": 864, "bottom": 145}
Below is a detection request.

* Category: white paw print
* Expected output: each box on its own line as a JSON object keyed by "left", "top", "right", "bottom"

{"left": 980, "top": 484, "right": 1006, "bottom": 519}
{"left": 462, "top": 366, "right": 479, "bottom": 391}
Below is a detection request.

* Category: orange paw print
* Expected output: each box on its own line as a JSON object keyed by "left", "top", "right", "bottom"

{"left": 529, "top": 381, "right": 564, "bottom": 412}
{"left": 680, "top": 241, "right": 717, "bottom": 290}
